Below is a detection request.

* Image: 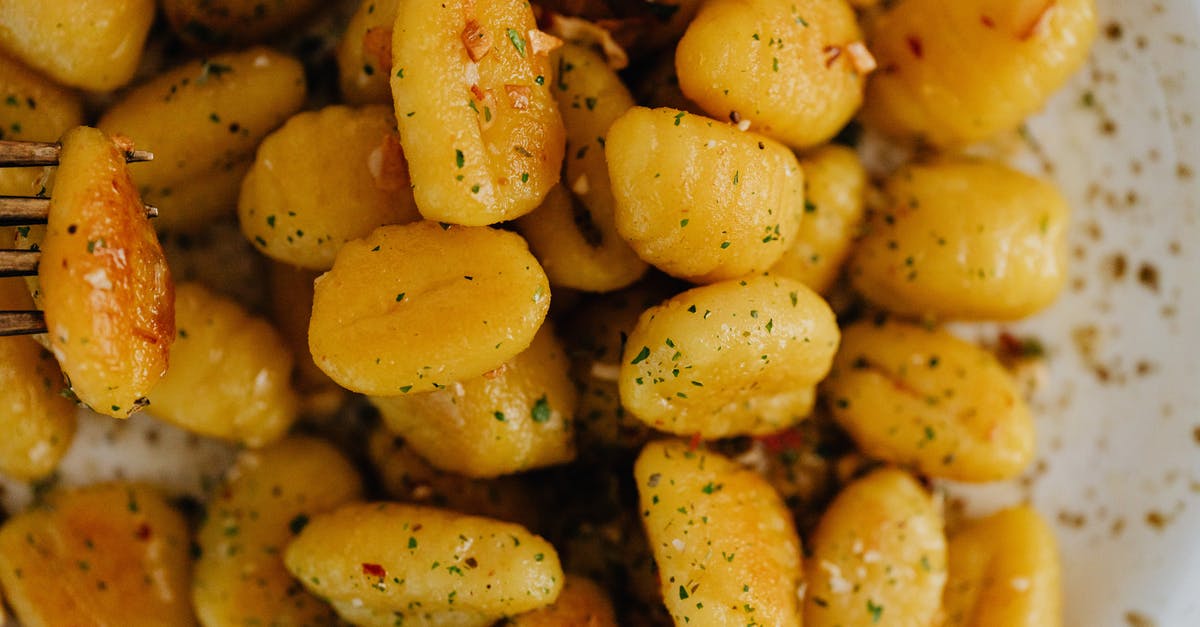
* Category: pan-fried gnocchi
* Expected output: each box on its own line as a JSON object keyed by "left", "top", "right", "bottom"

{"left": 193, "top": 437, "right": 363, "bottom": 627}
{"left": 619, "top": 275, "right": 839, "bottom": 439}
{"left": 849, "top": 160, "right": 1071, "bottom": 321}
{"left": 805, "top": 467, "right": 947, "bottom": 626}
{"left": 944, "top": 506, "right": 1061, "bottom": 627}
{"left": 675, "top": 0, "right": 868, "bottom": 150}
{"left": 824, "top": 319, "right": 1035, "bottom": 482}
{"left": 606, "top": 107, "right": 804, "bottom": 283}
{"left": 769, "top": 145, "right": 867, "bottom": 294}
{"left": 391, "top": 0, "right": 566, "bottom": 225}
{"left": 284, "top": 502, "right": 564, "bottom": 624}
{"left": 862, "top": 0, "right": 1097, "bottom": 146}
{"left": 515, "top": 43, "right": 646, "bottom": 292}
{"left": 338, "top": 0, "right": 399, "bottom": 105}
{"left": 98, "top": 48, "right": 306, "bottom": 232}
{"left": 162, "top": 0, "right": 323, "bottom": 49}
{"left": 0, "top": 482, "right": 195, "bottom": 626}
{"left": 239, "top": 105, "right": 420, "bottom": 270}
{"left": 309, "top": 221, "right": 550, "bottom": 396}
{"left": 0, "top": 278, "right": 75, "bottom": 481}
{"left": 266, "top": 261, "right": 345, "bottom": 413}
{"left": 636, "top": 440, "right": 803, "bottom": 627}
{"left": 39, "top": 126, "right": 174, "bottom": 419}
{"left": 0, "top": 0, "right": 154, "bottom": 91}
{"left": 146, "top": 282, "right": 299, "bottom": 447}
{"left": 370, "top": 323, "right": 576, "bottom": 478}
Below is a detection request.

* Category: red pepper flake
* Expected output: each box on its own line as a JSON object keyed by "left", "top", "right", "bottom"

{"left": 462, "top": 19, "right": 491, "bottom": 62}
{"left": 505, "top": 84, "right": 531, "bottom": 110}
{"left": 363, "top": 27, "right": 393, "bottom": 70}
{"left": 469, "top": 84, "right": 486, "bottom": 101}
{"left": 906, "top": 36, "right": 924, "bottom": 59}
{"left": 822, "top": 45, "right": 842, "bottom": 68}
{"left": 980, "top": 15, "right": 996, "bottom": 28}
{"left": 362, "top": 563, "right": 386, "bottom": 578}
{"left": 756, "top": 429, "right": 803, "bottom": 454}
{"left": 134, "top": 523, "right": 152, "bottom": 541}
{"left": 687, "top": 432, "right": 702, "bottom": 450}
{"left": 373, "top": 133, "right": 411, "bottom": 192}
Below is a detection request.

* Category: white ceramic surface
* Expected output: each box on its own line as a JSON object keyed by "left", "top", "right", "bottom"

{"left": 1, "top": 1, "right": 1197, "bottom": 626}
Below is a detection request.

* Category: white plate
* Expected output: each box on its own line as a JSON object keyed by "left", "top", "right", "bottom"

{"left": 2, "top": 1, "right": 1198, "bottom": 625}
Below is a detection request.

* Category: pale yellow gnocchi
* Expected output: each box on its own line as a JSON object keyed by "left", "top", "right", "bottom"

{"left": 0, "top": 278, "right": 75, "bottom": 481}
{"left": 606, "top": 107, "right": 805, "bottom": 283}
{"left": 675, "top": 0, "right": 869, "bottom": 150}
{"left": 769, "top": 144, "right": 868, "bottom": 294}
{"left": 823, "top": 319, "right": 1035, "bottom": 482}
{"left": 619, "top": 274, "right": 839, "bottom": 439}
{"left": 40, "top": 126, "right": 174, "bottom": 419}
{"left": 944, "top": 506, "right": 1061, "bottom": 627}
{"left": 147, "top": 282, "right": 299, "bottom": 447}
{"left": 391, "top": 0, "right": 566, "bottom": 225}
{"left": 0, "top": 50, "right": 82, "bottom": 196}
{"left": 309, "top": 221, "right": 550, "bottom": 396}
{"left": 98, "top": 48, "right": 307, "bottom": 232}
{"left": 515, "top": 43, "right": 647, "bottom": 293}
{"left": 861, "top": 0, "right": 1098, "bottom": 147}
{"left": 804, "top": 467, "right": 947, "bottom": 626}
{"left": 239, "top": 104, "right": 420, "bottom": 270}
{"left": 0, "top": 482, "right": 195, "bottom": 626}
{"left": 849, "top": 159, "right": 1071, "bottom": 321}
{"left": 636, "top": 439, "right": 803, "bottom": 627}
{"left": 0, "top": 0, "right": 154, "bottom": 91}
{"left": 284, "top": 502, "right": 564, "bottom": 625}
{"left": 193, "top": 436, "right": 363, "bottom": 627}
{"left": 370, "top": 323, "right": 576, "bottom": 478}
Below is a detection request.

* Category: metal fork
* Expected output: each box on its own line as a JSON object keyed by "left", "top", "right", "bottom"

{"left": 0, "top": 139, "right": 157, "bottom": 336}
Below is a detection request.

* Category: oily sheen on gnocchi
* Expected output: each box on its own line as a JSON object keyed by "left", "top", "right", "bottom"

{"left": 0, "top": 0, "right": 1097, "bottom": 624}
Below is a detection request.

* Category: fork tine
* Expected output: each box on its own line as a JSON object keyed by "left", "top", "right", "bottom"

{"left": 0, "top": 310, "right": 45, "bottom": 336}
{"left": 0, "top": 197, "right": 160, "bottom": 225}
{"left": 0, "top": 250, "right": 38, "bottom": 276}
{"left": 0, "top": 140, "right": 153, "bottom": 167}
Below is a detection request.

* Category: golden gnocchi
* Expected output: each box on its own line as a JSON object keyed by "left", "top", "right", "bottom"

{"left": 823, "top": 319, "right": 1035, "bottom": 482}
{"left": 619, "top": 274, "right": 839, "bottom": 439}
{"left": 849, "top": 159, "right": 1071, "bottom": 321}
{"left": 39, "top": 126, "right": 174, "bottom": 419}
{"left": 239, "top": 104, "right": 420, "bottom": 270}
{"left": 338, "top": 0, "right": 399, "bottom": 105}
{"left": 309, "top": 221, "right": 550, "bottom": 396}
{"left": 606, "top": 106, "right": 804, "bottom": 283}
{"left": 391, "top": 0, "right": 566, "bottom": 225}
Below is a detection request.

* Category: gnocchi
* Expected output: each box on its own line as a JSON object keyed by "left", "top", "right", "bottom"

{"left": 98, "top": 48, "right": 307, "bottom": 232}
{"left": 823, "top": 319, "right": 1035, "bottom": 482}
{"left": 506, "top": 575, "right": 619, "bottom": 627}
{"left": 284, "top": 502, "right": 564, "bottom": 624}
{"left": 0, "top": 50, "right": 82, "bottom": 196}
{"left": 147, "top": 282, "right": 299, "bottom": 447}
{"left": 338, "top": 0, "right": 399, "bottom": 105}
{"left": 239, "top": 104, "right": 421, "bottom": 270}
{"left": 849, "top": 159, "right": 1071, "bottom": 321}
{"left": 636, "top": 439, "right": 803, "bottom": 627}
{"left": 804, "top": 467, "right": 947, "bottom": 626}
{"left": 193, "top": 436, "right": 363, "bottom": 626}
{"left": 391, "top": 0, "right": 566, "bottom": 225}
{"left": 39, "top": 126, "right": 174, "bottom": 419}
{"left": 370, "top": 323, "right": 577, "bottom": 478}
{"left": 309, "top": 221, "right": 550, "bottom": 396}
{"left": 619, "top": 274, "right": 839, "bottom": 439}
{"left": 162, "top": 0, "right": 323, "bottom": 48}
{"left": 606, "top": 107, "right": 805, "bottom": 283}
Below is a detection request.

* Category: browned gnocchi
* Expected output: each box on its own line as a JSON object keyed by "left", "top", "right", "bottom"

{"left": 606, "top": 107, "right": 805, "bottom": 283}
{"left": 309, "top": 221, "right": 550, "bottom": 396}
{"left": 162, "top": 0, "right": 323, "bottom": 49}
{"left": 0, "top": 482, "right": 195, "bottom": 626}
{"left": 39, "top": 126, "right": 174, "bottom": 419}
{"left": 391, "top": 0, "right": 566, "bottom": 225}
